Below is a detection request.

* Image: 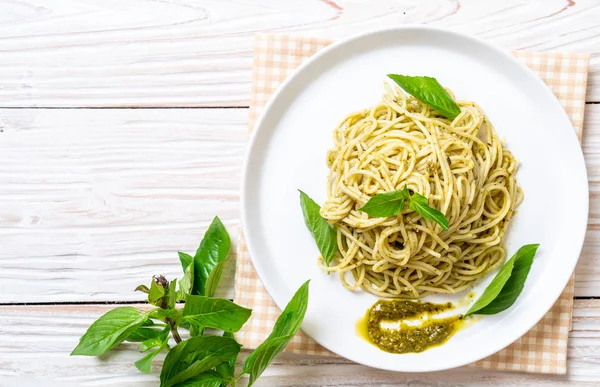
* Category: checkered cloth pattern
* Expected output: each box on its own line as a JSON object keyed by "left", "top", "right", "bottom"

{"left": 235, "top": 34, "right": 589, "bottom": 374}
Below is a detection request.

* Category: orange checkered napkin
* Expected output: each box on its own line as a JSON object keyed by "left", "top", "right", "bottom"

{"left": 235, "top": 34, "right": 589, "bottom": 374}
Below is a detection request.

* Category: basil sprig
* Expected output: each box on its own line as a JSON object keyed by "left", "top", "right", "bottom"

{"left": 387, "top": 74, "right": 461, "bottom": 119}
{"left": 358, "top": 186, "right": 409, "bottom": 218}
{"left": 72, "top": 215, "right": 311, "bottom": 386}
{"left": 299, "top": 190, "right": 338, "bottom": 265}
{"left": 360, "top": 186, "right": 449, "bottom": 230}
{"left": 465, "top": 244, "right": 540, "bottom": 317}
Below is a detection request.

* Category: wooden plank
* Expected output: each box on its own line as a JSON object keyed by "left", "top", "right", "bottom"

{"left": 0, "top": 108, "right": 247, "bottom": 302}
{"left": 0, "top": 0, "right": 599, "bottom": 107}
{"left": 0, "top": 300, "right": 599, "bottom": 385}
{"left": 0, "top": 105, "right": 599, "bottom": 302}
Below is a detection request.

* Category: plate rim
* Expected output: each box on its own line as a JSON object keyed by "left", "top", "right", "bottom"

{"left": 240, "top": 25, "right": 589, "bottom": 372}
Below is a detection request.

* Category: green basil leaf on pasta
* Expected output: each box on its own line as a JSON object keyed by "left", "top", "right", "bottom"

{"left": 359, "top": 189, "right": 408, "bottom": 217}
{"left": 465, "top": 244, "right": 539, "bottom": 317}
{"left": 409, "top": 193, "right": 449, "bottom": 230}
{"left": 243, "top": 280, "right": 310, "bottom": 386}
{"left": 387, "top": 74, "right": 461, "bottom": 119}
{"left": 298, "top": 190, "right": 337, "bottom": 265}
{"left": 182, "top": 295, "right": 252, "bottom": 332}
{"left": 192, "top": 216, "right": 231, "bottom": 296}
{"left": 71, "top": 307, "right": 149, "bottom": 356}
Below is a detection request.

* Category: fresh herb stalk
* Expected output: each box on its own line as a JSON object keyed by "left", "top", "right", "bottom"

{"left": 71, "top": 215, "right": 310, "bottom": 387}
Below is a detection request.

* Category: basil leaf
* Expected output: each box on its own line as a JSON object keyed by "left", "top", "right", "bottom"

{"left": 140, "top": 318, "right": 156, "bottom": 326}
{"left": 139, "top": 330, "right": 169, "bottom": 352}
{"left": 189, "top": 323, "right": 202, "bottom": 338}
{"left": 178, "top": 262, "right": 194, "bottom": 301}
{"left": 172, "top": 371, "right": 226, "bottom": 387}
{"left": 168, "top": 278, "right": 178, "bottom": 309}
{"left": 149, "top": 279, "right": 166, "bottom": 306}
{"left": 465, "top": 244, "right": 540, "bottom": 316}
{"left": 183, "top": 295, "right": 251, "bottom": 332}
{"left": 160, "top": 336, "right": 241, "bottom": 387}
{"left": 409, "top": 193, "right": 449, "bottom": 230}
{"left": 176, "top": 317, "right": 203, "bottom": 337}
{"left": 360, "top": 188, "right": 448, "bottom": 230}
{"left": 243, "top": 280, "right": 310, "bottom": 386}
{"left": 216, "top": 331, "right": 236, "bottom": 381}
{"left": 359, "top": 188, "right": 409, "bottom": 217}
{"left": 135, "top": 344, "right": 167, "bottom": 374}
{"left": 205, "top": 261, "right": 226, "bottom": 298}
{"left": 139, "top": 339, "right": 158, "bottom": 352}
{"left": 126, "top": 326, "right": 169, "bottom": 342}
{"left": 135, "top": 284, "right": 150, "bottom": 294}
{"left": 387, "top": 74, "right": 461, "bottom": 119}
{"left": 71, "top": 307, "right": 148, "bottom": 356}
{"left": 269, "top": 281, "right": 309, "bottom": 337}
{"left": 192, "top": 216, "right": 231, "bottom": 296}
{"left": 139, "top": 343, "right": 169, "bottom": 375}
{"left": 247, "top": 334, "right": 294, "bottom": 384}
{"left": 136, "top": 326, "right": 169, "bottom": 374}
{"left": 298, "top": 190, "right": 337, "bottom": 265}
{"left": 178, "top": 252, "right": 193, "bottom": 272}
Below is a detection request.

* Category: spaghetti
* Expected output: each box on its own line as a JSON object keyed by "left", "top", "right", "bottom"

{"left": 319, "top": 84, "right": 522, "bottom": 298}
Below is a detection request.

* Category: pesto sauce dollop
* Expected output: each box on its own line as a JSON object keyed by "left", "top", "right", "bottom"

{"left": 359, "top": 300, "right": 464, "bottom": 354}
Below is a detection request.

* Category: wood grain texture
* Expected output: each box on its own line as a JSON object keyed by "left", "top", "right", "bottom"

{"left": 0, "top": 300, "right": 599, "bottom": 385}
{"left": 0, "top": 0, "right": 599, "bottom": 107}
{"left": 0, "top": 108, "right": 247, "bottom": 302}
{"left": 1, "top": 105, "right": 599, "bottom": 302}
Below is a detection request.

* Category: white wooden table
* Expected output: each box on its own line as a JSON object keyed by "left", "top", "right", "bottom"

{"left": 1, "top": 1, "right": 600, "bottom": 385}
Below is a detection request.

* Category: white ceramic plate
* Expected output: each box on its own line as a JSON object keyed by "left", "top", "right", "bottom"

{"left": 241, "top": 27, "right": 588, "bottom": 372}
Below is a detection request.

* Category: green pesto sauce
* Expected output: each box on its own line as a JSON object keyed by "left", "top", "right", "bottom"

{"left": 357, "top": 300, "right": 464, "bottom": 354}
